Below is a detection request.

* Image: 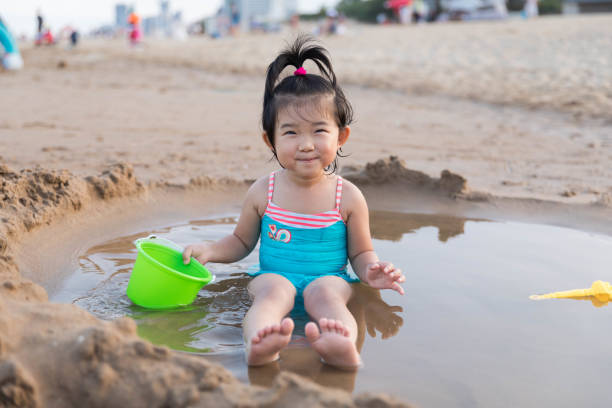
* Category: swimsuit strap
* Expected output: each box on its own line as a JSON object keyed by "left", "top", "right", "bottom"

{"left": 267, "top": 171, "right": 343, "bottom": 211}
{"left": 267, "top": 171, "right": 276, "bottom": 204}
{"left": 335, "top": 176, "right": 343, "bottom": 211}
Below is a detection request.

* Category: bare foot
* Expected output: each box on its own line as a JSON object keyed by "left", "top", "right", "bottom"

{"left": 247, "top": 317, "right": 294, "bottom": 366}
{"left": 305, "top": 318, "right": 361, "bottom": 369}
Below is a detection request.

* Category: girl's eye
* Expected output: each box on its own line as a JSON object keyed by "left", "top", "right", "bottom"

{"left": 315, "top": 129, "right": 328, "bottom": 133}
{"left": 283, "top": 131, "right": 296, "bottom": 136}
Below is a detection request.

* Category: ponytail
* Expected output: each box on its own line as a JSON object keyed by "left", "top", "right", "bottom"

{"left": 263, "top": 35, "right": 337, "bottom": 108}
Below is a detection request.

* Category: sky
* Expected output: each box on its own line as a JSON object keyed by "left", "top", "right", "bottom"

{"left": 1, "top": 0, "right": 340, "bottom": 38}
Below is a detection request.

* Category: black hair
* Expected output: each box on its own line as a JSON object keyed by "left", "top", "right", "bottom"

{"left": 262, "top": 34, "right": 353, "bottom": 174}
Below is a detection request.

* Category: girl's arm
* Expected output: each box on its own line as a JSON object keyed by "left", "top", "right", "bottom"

{"left": 183, "top": 179, "right": 265, "bottom": 264}
{"left": 345, "top": 182, "right": 405, "bottom": 295}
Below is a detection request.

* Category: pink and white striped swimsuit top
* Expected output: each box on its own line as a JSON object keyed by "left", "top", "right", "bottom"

{"left": 264, "top": 172, "right": 344, "bottom": 229}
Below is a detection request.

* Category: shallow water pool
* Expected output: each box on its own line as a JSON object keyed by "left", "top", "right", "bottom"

{"left": 51, "top": 211, "right": 612, "bottom": 407}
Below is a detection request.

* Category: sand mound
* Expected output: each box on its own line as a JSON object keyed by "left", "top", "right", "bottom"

{"left": 342, "top": 156, "right": 468, "bottom": 197}
{"left": 0, "top": 162, "right": 412, "bottom": 407}
{"left": 0, "top": 163, "right": 142, "bottom": 302}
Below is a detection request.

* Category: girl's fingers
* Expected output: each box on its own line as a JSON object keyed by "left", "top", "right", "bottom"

{"left": 383, "top": 263, "right": 395, "bottom": 273}
{"left": 391, "top": 282, "right": 405, "bottom": 295}
{"left": 182, "top": 246, "right": 192, "bottom": 264}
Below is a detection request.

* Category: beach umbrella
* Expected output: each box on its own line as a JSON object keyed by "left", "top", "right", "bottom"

{"left": 385, "top": 0, "right": 411, "bottom": 12}
{"left": 530, "top": 280, "right": 612, "bottom": 307}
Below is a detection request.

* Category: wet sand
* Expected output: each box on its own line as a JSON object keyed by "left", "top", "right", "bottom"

{"left": 1, "top": 14, "right": 612, "bottom": 407}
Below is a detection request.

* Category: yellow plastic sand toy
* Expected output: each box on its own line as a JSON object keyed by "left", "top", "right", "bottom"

{"left": 530, "top": 280, "right": 612, "bottom": 307}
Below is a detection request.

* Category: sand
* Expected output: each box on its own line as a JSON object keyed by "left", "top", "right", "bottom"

{"left": 1, "top": 14, "right": 612, "bottom": 406}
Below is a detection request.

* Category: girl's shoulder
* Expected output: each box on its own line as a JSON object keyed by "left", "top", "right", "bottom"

{"left": 338, "top": 176, "right": 367, "bottom": 216}
{"left": 244, "top": 175, "right": 270, "bottom": 217}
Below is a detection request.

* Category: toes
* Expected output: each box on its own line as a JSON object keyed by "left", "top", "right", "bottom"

{"left": 317, "top": 319, "right": 350, "bottom": 337}
{"left": 332, "top": 320, "right": 349, "bottom": 337}
{"left": 326, "top": 319, "right": 338, "bottom": 333}
{"left": 305, "top": 322, "right": 320, "bottom": 343}
{"left": 258, "top": 325, "right": 274, "bottom": 339}
{"left": 254, "top": 320, "right": 294, "bottom": 344}
{"left": 280, "top": 318, "right": 294, "bottom": 335}
{"left": 332, "top": 320, "right": 343, "bottom": 334}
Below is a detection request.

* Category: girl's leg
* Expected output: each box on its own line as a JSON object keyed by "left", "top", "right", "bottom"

{"left": 302, "top": 276, "right": 361, "bottom": 368}
{"left": 244, "top": 273, "right": 296, "bottom": 365}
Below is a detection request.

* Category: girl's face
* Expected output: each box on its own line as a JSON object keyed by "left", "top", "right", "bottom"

{"left": 263, "top": 98, "right": 349, "bottom": 179}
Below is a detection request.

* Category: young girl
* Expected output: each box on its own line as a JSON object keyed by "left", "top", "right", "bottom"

{"left": 182, "top": 36, "right": 405, "bottom": 369}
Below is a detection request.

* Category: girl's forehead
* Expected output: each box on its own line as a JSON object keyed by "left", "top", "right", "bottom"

{"left": 276, "top": 95, "right": 336, "bottom": 126}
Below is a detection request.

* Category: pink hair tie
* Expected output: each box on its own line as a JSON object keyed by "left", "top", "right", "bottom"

{"left": 294, "top": 67, "right": 307, "bottom": 76}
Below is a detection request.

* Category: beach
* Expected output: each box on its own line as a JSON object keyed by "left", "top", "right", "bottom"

{"left": 1, "top": 14, "right": 612, "bottom": 406}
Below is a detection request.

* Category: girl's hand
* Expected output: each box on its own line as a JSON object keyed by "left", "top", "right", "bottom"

{"left": 182, "top": 243, "right": 212, "bottom": 265}
{"left": 364, "top": 262, "right": 405, "bottom": 295}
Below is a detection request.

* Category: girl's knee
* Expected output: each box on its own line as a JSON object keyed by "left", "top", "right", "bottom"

{"left": 303, "top": 280, "right": 345, "bottom": 308}
{"left": 250, "top": 275, "right": 296, "bottom": 305}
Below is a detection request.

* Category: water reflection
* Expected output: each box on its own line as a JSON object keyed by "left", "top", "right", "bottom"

{"left": 131, "top": 305, "right": 213, "bottom": 353}
{"left": 370, "top": 211, "right": 489, "bottom": 242}
{"left": 131, "top": 273, "right": 252, "bottom": 353}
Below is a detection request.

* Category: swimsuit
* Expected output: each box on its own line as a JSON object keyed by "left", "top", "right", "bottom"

{"left": 248, "top": 172, "right": 359, "bottom": 294}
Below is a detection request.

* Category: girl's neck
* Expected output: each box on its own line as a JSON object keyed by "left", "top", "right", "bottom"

{"left": 282, "top": 170, "right": 328, "bottom": 189}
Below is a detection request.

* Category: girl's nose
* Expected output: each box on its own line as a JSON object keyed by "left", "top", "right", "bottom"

{"left": 298, "top": 138, "right": 314, "bottom": 151}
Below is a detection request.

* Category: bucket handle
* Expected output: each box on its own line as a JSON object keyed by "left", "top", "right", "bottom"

{"left": 134, "top": 235, "right": 216, "bottom": 283}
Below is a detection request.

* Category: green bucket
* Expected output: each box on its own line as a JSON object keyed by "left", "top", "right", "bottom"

{"left": 127, "top": 236, "right": 214, "bottom": 309}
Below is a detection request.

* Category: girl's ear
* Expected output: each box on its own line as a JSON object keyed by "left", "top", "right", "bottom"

{"left": 262, "top": 132, "right": 274, "bottom": 150}
{"left": 338, "top": 126, "right": 350, "bottom": 148}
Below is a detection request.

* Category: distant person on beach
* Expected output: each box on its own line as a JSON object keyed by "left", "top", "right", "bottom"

{"left": 229, "top": 1, "right": 240, "bottom": 36}
{"left": 413, "top": 0, "right": 428, "bottom": 23}
{"left": 325, "top": 8, "right": 338, "bottom": 35}
{"left": 35, "top": 26, "right": 54, "bottom": 46}
{"left": 36, "top": 10, "right": 43, "bottom": 35}
{"left": 70, "top": 30, "right": 79, "bottom": 48}
{"left": 182, "top": 36, "right": 405, "bottom": 369}
{"left": 128, "top": 12, "right": 141, "bottom": 45}
{"left": 35, "top": 10, "right": 50, "bottom": 46}
{"left": 523, "top": 0, "right": 539, "bottom": 18}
